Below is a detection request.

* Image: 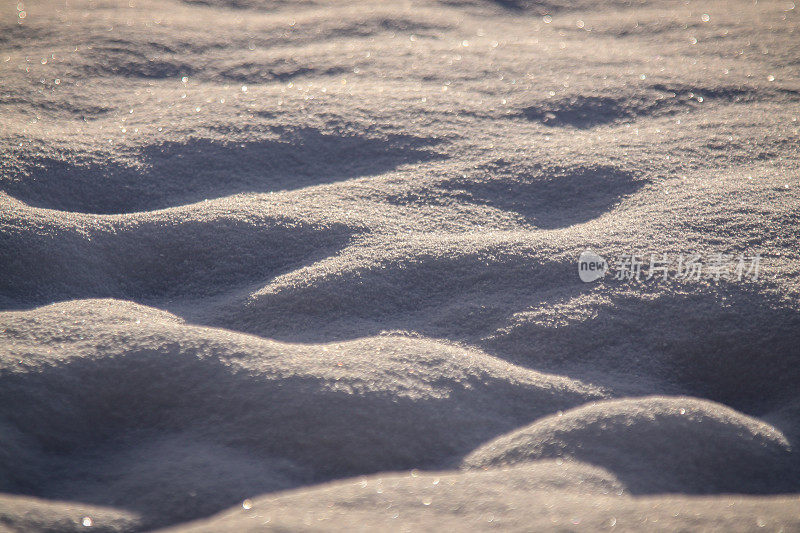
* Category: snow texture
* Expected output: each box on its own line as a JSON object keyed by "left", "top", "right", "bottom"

{"left": 1, "top": 0, "right": 799, "bottom": 530}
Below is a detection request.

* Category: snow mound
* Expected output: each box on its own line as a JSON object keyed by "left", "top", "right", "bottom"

{"left": 0, "top": 300, "right": 604, "bottom": 528}
{"left": 162, "top": 466, "right": 800, "bottom": 532}
{"left": 463, "top": 396, "right": 799, "bottom": 494}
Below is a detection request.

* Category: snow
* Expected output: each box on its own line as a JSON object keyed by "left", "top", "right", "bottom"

{"left": 1, "top": 0, "right": 799, "bottom": 530}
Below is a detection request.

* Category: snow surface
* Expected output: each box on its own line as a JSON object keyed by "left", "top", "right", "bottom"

{"left": 1, "top": 0, "right": 800, "bottom": 530}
